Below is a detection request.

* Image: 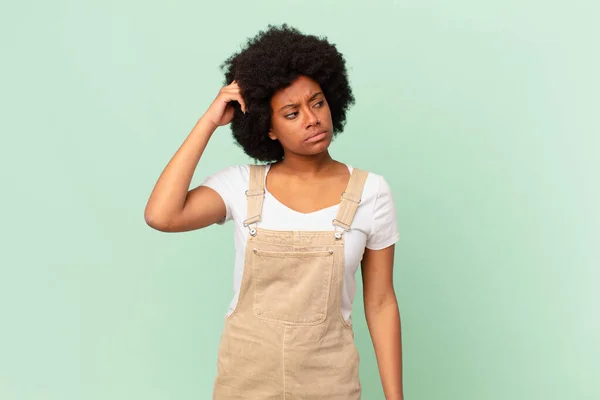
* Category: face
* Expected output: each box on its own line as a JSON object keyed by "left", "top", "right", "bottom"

{"left": 268, "top": 75, "right": 333, "bottom": 156}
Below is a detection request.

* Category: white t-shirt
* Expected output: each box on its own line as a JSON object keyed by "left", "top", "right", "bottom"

{"left": 201, "top": 163, "right": 400, "bottom": 326}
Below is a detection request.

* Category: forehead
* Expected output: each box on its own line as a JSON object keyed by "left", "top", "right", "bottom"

{"left": 270, "top": 75, "right": 322, "bottom": 105}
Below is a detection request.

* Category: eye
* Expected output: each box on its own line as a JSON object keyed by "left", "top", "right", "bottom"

{"left": 284, "top": 101, "right": 325, "bottom": 120}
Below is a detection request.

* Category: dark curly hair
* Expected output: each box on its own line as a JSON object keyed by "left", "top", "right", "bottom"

{"left": 219, "top": 23, "right": 355, "bottom": 162}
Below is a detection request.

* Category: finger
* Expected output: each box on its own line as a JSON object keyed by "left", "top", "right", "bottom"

{"left": 238, "top": 95, "right": 247, "bottom": 113}
{"left": 232, "top": 90, "right": 247, "bottom": 113}
{"left": 222, "top": 93, "right": 246, "bottom": 113}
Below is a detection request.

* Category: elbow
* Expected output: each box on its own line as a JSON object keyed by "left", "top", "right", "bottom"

{"left": 144, "top": 208, "right": 170, "bottom": 232}
{"left": 364, "top": 291, "right": 398, "bottom": 316}
{"left": 144, "top": 214, "right": 164, "bottom": 231}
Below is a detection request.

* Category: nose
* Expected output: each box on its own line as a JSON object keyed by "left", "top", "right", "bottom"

{"left": 304, "top": 107, "right": 319, "bottom": 128}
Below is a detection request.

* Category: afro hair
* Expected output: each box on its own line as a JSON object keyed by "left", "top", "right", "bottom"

{"left": 219, "top": 23, "right": 355, "bottom": 162}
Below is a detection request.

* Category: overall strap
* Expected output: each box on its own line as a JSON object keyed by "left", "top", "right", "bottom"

{"left": 243, "top": 164, "right": 267, "bottom": 228}
{"left": 333, "top": 168, "right": 369, "bottom": 234}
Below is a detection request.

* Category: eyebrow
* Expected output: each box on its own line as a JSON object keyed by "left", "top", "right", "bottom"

{"left": 277, "top": 92, "right": 323, "bottom": 112}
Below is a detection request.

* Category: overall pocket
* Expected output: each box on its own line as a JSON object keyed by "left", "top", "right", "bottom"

{"left": 251, "top": 249, "right": 334, "bottom": 325}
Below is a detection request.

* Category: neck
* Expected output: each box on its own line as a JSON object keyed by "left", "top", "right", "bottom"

{"left": 274, "top": 151, "right": 336, "bottom": 177}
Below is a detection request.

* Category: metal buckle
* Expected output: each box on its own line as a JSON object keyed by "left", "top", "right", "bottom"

{"left": 244, "top": 220, "right": 258, "bottom": 236}
{"left": 245, "top": 189, "right": 265, "bottom": 197}
{"left": 332, "top": 218, "right": 350, "bottom": 230}
{"left": 332, "top": 219, "right": 349, "bottom": 240}
{"left": 243, "top": 218, "right": 260, "bottom": 227}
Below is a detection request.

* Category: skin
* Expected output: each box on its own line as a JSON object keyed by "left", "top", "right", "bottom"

{"left": 144, "top": 75, "right": 404, "bottom": 399}
{"left": 266, "top": 75, "right": 352, "bottom": 214}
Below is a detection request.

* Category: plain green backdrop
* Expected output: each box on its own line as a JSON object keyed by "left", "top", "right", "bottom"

{"left": 1, "top": 0, "right": 598, "bottom": 399}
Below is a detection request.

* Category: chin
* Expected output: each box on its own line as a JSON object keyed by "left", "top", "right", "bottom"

{"left": 303, "top": 139, "right": 332, "bottom": 154}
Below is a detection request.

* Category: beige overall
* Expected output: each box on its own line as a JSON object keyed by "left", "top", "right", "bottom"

{"left": 212, "top": 164, "right": 369, "bottom": 400}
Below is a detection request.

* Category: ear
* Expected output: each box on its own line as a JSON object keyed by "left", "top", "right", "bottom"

{"left": 268, "top": 129, "right": 278, "bottom": 141}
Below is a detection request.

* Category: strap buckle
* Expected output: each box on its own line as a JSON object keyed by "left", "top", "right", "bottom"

{"left": 243, "top": 219, "right": 259, "bottom": 227}
{"left": 332, "top": 219, "right": 350, "bottom": 240}
{"left": 245, "top": 189, "right": 266, "bottom": 197}
{"left": 243, "top": 220, "right": 258, "bottom": 236}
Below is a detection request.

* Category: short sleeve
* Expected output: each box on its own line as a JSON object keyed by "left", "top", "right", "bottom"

{"left": 366, "top": 175, "right": 401, "bottom": 250}
{"left": 200, "top": 165, "right": 241, "bottom": 225}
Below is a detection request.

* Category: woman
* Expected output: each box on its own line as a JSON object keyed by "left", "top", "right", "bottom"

{"left": 145, "top": 23, "right": 404, "bottom": 400}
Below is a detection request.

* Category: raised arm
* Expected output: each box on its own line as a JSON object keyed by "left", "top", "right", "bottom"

{"left": 144, "top": 81, "right": 247, "bottom": 232}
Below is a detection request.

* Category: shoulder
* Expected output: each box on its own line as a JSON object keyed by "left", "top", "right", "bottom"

{"left": 349, "top": 165, "right": 392, "bottom": 204}
{"left": 200, "top": 164, "right": 256, "bottom": 198}
{"left": 351, "top": 167, "right": 400, "bottom": 249}
{"left": 352, "top": 165, "right": 398, "bottom": 221}
{"left": 202, "top": 163, "right": 254, "bottom": 184}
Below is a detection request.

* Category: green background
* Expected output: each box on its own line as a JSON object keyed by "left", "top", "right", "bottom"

{"left": 2, "top": 0, "right": 598, "bottom": 399}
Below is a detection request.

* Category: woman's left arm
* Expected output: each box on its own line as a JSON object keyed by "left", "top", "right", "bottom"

{"left": 361, "top": 244, "right": 404, "bottom": 400}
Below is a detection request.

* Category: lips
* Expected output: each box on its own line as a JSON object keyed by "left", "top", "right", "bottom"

{"left": 305, "top": 129, "right": 328, "bottom": 142}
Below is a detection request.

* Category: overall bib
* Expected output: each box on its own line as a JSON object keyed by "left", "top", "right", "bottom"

{"left": 213, "top": 164, "right": 369, "bottom": 400}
